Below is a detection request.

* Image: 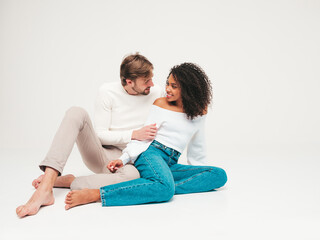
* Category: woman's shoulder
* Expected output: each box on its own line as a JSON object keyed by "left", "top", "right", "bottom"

{"left": 153, "top": 97, "right": 168, "bottom": 108}
{"left": 153, "top": 98, "right": 185, "bottom": 114}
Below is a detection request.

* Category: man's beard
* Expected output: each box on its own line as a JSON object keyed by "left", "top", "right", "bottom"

{"left": 132, "top": 86, "right": 150, "bottom": 95}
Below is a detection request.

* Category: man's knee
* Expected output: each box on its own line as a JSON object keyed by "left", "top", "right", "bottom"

{"left": 65, "top": 106, "right": 88, "bottom": 120}
{"left": 64, "top": 106, "right": 89, "bottom": 126}
{"left": 117, "top": 164, "right": 140, "bottom": 181}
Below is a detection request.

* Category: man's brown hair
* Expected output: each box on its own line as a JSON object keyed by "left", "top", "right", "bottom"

{"left": 120, "top": 53, "right": 153, "bottom": 86}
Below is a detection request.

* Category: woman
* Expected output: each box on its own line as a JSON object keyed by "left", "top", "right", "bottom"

{"left": 65, "top": 62, "right": 228, "bottom": 209}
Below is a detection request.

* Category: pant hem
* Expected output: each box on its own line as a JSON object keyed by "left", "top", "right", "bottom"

{"left": 39, "top": 161, "right": 64, "bottom": 176}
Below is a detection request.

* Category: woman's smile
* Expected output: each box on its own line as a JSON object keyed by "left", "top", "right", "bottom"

{"left": 166, "top": 92, "right": 173, "bottom": 98}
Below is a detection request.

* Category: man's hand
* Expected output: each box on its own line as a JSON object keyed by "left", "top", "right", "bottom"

{"left": 107, "top": 160, "right": 124, "bottom": 173}
{"left": 132, "top": 123, "right": 157, "bottom": 141}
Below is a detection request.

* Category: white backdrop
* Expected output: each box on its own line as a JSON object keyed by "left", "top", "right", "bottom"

{"left": 0, "top": 0, "right": 319, "bottom": 160}
{"left": 1, "top": 1, "right": 320, "bottom": 239}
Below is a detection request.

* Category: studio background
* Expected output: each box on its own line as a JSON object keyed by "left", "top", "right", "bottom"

{"left": 0, "top": 1, "right": 319, "bottom": 239}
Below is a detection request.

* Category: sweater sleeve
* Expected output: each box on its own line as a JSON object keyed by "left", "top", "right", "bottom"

{"left": 94, "top": 88, "right": 133, "bottom": 146}
{"left": 118, "top": 106, "right": 160, "bottom": 165}
{"left": 187, "top": 117, "right": 208, "bottom": 166}
{"left": 119, "top": 140, "right": 151, "bottom": 165}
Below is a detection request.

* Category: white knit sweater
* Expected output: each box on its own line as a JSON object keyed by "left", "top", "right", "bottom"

{"left": 94, "top": 82, "right": 163, "bottom": 150}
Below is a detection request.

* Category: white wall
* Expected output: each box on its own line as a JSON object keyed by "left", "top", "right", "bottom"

{"left": 1, "top": 0, "right": 319, "bottom": 160}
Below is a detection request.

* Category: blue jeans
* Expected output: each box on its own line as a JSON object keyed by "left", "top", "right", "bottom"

{"left": 100, "top": 140, "right": 227, "bottom": 206}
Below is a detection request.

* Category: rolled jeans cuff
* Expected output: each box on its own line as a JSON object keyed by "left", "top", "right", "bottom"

{"left": 100, "top": 188, "right": 107, "bottom": 206}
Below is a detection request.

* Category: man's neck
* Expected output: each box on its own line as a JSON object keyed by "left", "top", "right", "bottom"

{"left": 123, "top": 85, "right": 139, "bottom": 95}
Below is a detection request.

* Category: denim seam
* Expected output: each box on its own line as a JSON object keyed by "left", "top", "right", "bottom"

{"left": 101, "top": 182, "right": 165, "bottom": 206}
{"left": 140, "top": 154, "right": 165, "bottom": 184}
{"left": 171, "top": 167, "right": 212, "bottom": 173}
{"left": 102, "top": 182, "right": 155, "bottom": 195}
{"left": 175, "top": 169, "right": 212, "bottom": 187}
{"left": 100, "top": 151, "right": 166, "bottom": 198}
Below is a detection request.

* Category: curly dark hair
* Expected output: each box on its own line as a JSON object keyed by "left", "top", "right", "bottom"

{"left": 168, "top": 63, "right": 212, "bottom": 119}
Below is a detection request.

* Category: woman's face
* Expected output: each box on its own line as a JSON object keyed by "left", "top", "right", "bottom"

{"left": 166, "top": 74, "right": 181, "bottom": 103}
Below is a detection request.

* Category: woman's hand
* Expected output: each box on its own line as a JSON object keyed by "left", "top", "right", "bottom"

{"left": 107, "top": 159, "right": 124, "bottom": 173}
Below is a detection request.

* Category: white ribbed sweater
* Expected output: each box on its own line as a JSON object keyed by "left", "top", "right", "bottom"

{"left": 94, "top": 82, "right": 163, "bottom": 150}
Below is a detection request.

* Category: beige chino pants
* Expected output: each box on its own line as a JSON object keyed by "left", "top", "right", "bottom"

{"left": 39, "top": 106, "right": 140, "bottom": 190}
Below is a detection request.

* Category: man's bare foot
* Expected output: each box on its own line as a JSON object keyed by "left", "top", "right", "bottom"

{"left": 65, "top": 189, "right": 100, "bottom": 210}
{"left": 32, "top": 175, "right": 44, "bottom": 188}
{"left": 16, "top": 188, "right": 54, "bottom": 218}
{"left": 17, "top": 167, "right": 58, "bottom": 218}
{"left": 32, "top": 174, "right": 75, "bottom": 189}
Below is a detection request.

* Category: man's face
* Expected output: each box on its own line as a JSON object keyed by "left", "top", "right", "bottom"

{"left": 131, "top": 74, "right": 154, "bottom": 95}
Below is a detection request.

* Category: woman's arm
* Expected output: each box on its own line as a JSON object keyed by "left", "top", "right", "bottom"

{"left": 107, "top": 160, "right": 124, "bottom": 173}
{"left": 187, "top": 117, "right": 208, "bottom": 165}
{"left": 114, "top": 104, "right": 162, "bottom": 166}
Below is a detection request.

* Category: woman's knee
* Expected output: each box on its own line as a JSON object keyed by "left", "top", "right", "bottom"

{"left": 209, "top": 167, "right": 228, "bottom": 189}
{"left": 156, "top": 180, "right": 175, "bottom": 202}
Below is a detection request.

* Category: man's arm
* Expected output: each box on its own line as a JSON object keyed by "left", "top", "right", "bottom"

{"left": 94, "top": 89, "right": 133, "bottom": 146}
{"left": 109, "top": 104, "right": 162, "bottom": 167}
{"left": 94, "top": 86, "right": 158, "bottom": 146}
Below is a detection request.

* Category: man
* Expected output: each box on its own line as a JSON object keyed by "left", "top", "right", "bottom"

{"left": 16, "top": 53, "right": 162, "bottom": 217}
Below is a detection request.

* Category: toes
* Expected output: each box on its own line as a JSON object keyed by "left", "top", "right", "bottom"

{"left": 16, "top": 205, "right": 23, "bottom": 215}
{"left": 65, "top": 192, "right": 73, "bottom": 204}
{"left": 17, "top": 204, "right": 41, "bottom": 217}
{"left": 32, "top": 180, "right": 39, "bottom": 188}
{"left": 16, "top": 206, "right": 28, "bottom": 218}
{"left": 65, "top": 202, "right": 77, "bottom": 210}
{"left": 32, "top": 175, "right": 44, "bottom": 188}
{"left": 67, "top": 191, "right": 74, "bottom": 198}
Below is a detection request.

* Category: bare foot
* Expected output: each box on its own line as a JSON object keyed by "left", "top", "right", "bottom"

{"left": 65, "top": 189, "right": 100, "bottom": 210}
{"left": 32, "top": 174, "right": 75, "bottom": 189}
{"left": 54, "top": 174, "right": 75, "bottom": 188}
{"left": 16, "top": 188, "right": 54, "bottom": 218}
{"left": 32, "top": 175, "right": 44, "bottom": 188}
{"left": 17, "top": 167, "right": 58, "bottom": 218}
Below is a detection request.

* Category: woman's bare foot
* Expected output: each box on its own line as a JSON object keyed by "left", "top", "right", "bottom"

{"left": 32, "top": 174, "right": 75, "bottom": 189}
{"left": 65, "top": 189, "right": 100, "bottom": 210}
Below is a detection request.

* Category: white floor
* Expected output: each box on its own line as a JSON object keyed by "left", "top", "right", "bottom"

{"left": 1, "top": 144, "right": 319, "bottom": 240}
